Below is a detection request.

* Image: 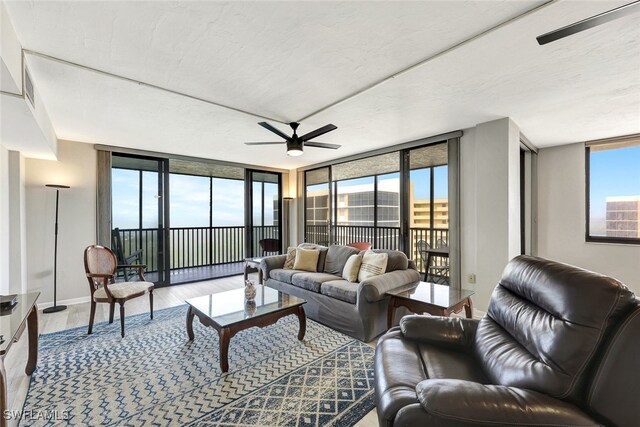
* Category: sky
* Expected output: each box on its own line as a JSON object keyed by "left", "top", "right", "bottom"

{"left": 589, "top": 145, "right": 640, "bottom": 233}
{"left": 113, "top": 165, "right": 449, "bottom": 229}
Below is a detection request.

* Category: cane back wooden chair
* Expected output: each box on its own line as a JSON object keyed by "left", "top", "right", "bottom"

{"left": 84, "top": 245, "right": 154, "bottom": 338}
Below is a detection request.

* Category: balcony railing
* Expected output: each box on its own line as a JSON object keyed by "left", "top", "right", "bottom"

{"left": 117, "top": 226, "right": 278, "bottom": 273}
{"left": 117, "top": 224, "right": 447, "bottom": 279}
{"left": 304, "top": 225, "right": 449, "bottom": 276}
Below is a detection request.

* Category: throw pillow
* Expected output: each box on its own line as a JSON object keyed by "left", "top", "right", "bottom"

{"left": 358, "top": 250, "right": 388, "bottom": 282}
{"left": 324, "top": 245, "right": 359, "bottom": 275}
{"left": 342, "top": 254, "right": 363, "bottom": 283}
{"left": 293, "top": 248, "right": 320, "bottom": 272}
{"left": 283, "top": 246, "right": 297, "bottom": 269}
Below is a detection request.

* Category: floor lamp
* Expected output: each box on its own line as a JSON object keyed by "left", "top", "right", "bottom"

{"left": 43, "top": 184, "right": 70, "bottom": 314}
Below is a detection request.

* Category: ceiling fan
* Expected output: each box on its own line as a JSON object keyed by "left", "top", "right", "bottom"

{"left": 537, "top": 0, "right": 640, "bottom": 45}
{"left": 245, "top": 122, "right": 339, "bottom": 156}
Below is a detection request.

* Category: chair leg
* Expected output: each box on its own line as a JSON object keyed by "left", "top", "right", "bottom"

{"left": 88, "top": 301, "right": 96, "bottom": 335}
{"left": 119, "top": 303, "right": 125, "bottom": 338}
{"left": 149, "top": 291, "right": 154, "bottom": 320}
{"left": 109, "top": 302, "right": 115, "bottom": 324}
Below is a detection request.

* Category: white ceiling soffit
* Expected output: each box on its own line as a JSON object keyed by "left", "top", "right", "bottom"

{"left": 0, "top": 94, "right": 56, "bottom": 160}
{"left": 5, "top": 1, "right": 640, "bottom": 168}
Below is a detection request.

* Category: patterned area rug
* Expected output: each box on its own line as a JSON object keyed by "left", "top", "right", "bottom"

{"left": 22, "top": 305, "right": 375, "bottom": 426}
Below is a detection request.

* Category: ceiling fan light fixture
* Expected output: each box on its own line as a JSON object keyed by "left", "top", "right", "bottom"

{"left": 287, "top": 147, "right": 303, "bottom": 156}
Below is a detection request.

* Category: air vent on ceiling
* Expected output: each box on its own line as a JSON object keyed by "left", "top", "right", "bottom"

{"left": 24, "top": 68, "right": 35, "bottom": 107}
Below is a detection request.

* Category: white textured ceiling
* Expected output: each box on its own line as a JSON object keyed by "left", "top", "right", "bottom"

{"left": 4, "top": 0, "right": 640, "bottom": 168}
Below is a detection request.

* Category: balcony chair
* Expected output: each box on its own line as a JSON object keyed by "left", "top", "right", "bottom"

{"left": 259, "top": 238, "right": 280, "bottom": 255}
{"left": 346, "top": 242, "right": 373, "bottom": 251}
{"left": 84, "top": 245, "right": 154, "bottom": 338}
{"left": 111, "top": 228, "right": 143, "bottom": 282}
{"left": 375, "top": 256, "right": 639, "bottom": 427}
{"left": 416, "top": 239, "right": 449, "bottom": 284}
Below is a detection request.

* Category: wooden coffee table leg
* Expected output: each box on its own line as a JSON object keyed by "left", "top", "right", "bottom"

{"left": 387, "top": 297, "right": 397, "bottom": 329}
{"left": 464, "top": 297, "right": 474, "bottom": 319}
{"left": 219, "top": 327, "right": 231, "bottom": 373}
{"left": 186, "top": 306, "right": 195, "bottom": 341}
{"left": 296, "top": 306, "right": 306, "bottom": 340}
{"left": 25, "top": 305, "right": 39, "bottom": 375}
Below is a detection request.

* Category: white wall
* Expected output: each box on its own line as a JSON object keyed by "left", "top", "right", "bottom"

{"left": 460, "top": 118, "right": 521, "bottom": 310}
{"left": 0, "top": 0, "right": 22, "bottom": 93}
{"left": 0, "top": 145, "right": 9, "bottom": 294}
{"left": 25, "top": 140, "right": 96, "bottom": 306}
{"left": 538, "top": 142, "right": 640, "bottom": 294}
{"left": 8, "top": 150, "right": 26, "bottom": 293}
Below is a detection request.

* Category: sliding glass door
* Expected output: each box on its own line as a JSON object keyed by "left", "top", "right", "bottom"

{"left": 247, "top": 170, "right": 282, "bottom": 257}
{"left": 302, "top": 141, "right": 452, "bottom": 284}
{"left": 111, "top": 154, "right": 169, "bottom": 285}
{"left": 112, "top": 155, "right": 281, "bottom": 285}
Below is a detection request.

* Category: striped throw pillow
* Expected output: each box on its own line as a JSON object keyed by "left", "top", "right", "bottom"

{"left": 358, "top": 250, "right": 388, "bottom": 282}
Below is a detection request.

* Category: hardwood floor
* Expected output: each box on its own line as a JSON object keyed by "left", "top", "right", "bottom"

{"left": 4, "top": 273, "right": 378, "bottom": 427}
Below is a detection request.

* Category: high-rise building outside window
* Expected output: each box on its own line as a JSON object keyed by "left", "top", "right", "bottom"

{"left": 586, "top": 136, "right": 640, "bottom": 244}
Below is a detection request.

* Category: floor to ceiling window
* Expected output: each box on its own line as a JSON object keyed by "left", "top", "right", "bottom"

{"left": 110, "top": 154, "right": 281, "bottom": 285}
{"left": 303, "top": 140, "right": 453, "bottom": 284}
{"left": 408, "top": 143, "right": 449, "bottom": 282}
{"left": 305, "top": 167, "right": 331, "bottom": 245}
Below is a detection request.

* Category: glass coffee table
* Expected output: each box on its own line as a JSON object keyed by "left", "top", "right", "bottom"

{"left": 386, "top": 282, "right": 475, "bottom": 328}
{"left": 185, "top": 286, "right": 306, "bottom": 373}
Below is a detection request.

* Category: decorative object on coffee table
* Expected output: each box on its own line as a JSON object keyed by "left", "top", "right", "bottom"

{"left": 43, "top": 184, "right": 70, "bottom": 314}
{"left": 186, "top": 286, "right": 306, "bottom": 373}
{"left": 244, "top": 280, "right": 257, "bottom": 300}
{"left": 386, "top": 281, "right": 474, "bottom": 328}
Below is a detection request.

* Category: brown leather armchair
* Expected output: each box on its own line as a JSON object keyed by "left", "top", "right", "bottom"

{"left": 375, "top": 255, "right": 639, "bottom": 427}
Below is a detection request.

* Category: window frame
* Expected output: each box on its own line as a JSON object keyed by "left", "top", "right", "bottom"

{"left": 585, "top": 144, "right": 640, "bottom": 245}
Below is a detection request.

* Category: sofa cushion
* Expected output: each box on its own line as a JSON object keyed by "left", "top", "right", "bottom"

{"left": 371, "top": 249, "right": 409, "bottom": 272}
{"left": 291, "top": 272, "right": 341, "bottom": 293}
{"left": 293, "top": 248, "right": 320, "bottom": 272}
{"left": 321, "top": 279, "right": 358, "bottom": 304}
{"left": 323, "top": 245, "right": 359, "bottom": 275}
{"left": 358, "top": 250, "right": 388, "bottom": 282}
{"left": 342, "top": 254, "right": 363, "bottom": 282}
{"left": 270, "top": 269, "right": 305, "bottom": 284}
{"left": 298, "top": 243, "right": 328, "bottom": 271}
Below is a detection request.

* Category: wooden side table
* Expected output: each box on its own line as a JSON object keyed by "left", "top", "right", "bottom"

{"left": 0, "top": 292, "right": 40, "bottom": 427}
{"left": 386, "top": 282, "right": 474, "bottom": 328}
{"left": 243, "top": 257, "right": 264, "bottom": 284}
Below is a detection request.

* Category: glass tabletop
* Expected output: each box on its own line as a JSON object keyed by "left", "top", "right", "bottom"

{"left": 186, "top": 285, "right": 305, "bottom": 327}
{"left": 0, "top": 292, "right": 39, "bottom": 355}
{"left": 386, "top": 282, "right": 474, "bottom": 309}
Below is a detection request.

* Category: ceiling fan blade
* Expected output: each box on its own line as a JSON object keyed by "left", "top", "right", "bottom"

{"left": 304, "top": 141, "right": 341, "bottom": 150}
{"left": 258, "top": 122, "right": 291, "bottom": 141}
{"left": 536, "top": 0, "right": 640, "bottom": 45}
{"left": 300, "top": 124, "right": 337, "bottom": 142}
{"left": 244, "top": 142, "right": 286, "bottom": 145}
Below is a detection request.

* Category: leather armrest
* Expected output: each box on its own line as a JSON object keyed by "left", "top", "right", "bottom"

{"left": 260, "top": 255, "right": 287, "bottom": 279}
{"left": 358, "top": 269, "right": 420, "bottom": 303}
{"left": 414, "top": 379, "right": 600, "bottom": 426}
{"left": 400, "top": 315, "right": 479, "bottom": 349}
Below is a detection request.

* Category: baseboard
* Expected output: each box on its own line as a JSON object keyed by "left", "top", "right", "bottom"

{"left": 473, "top": 308, "right": 486, "bottom": 319}
{"left": 38, "top": 296, "right": 91, "bottom": 310}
